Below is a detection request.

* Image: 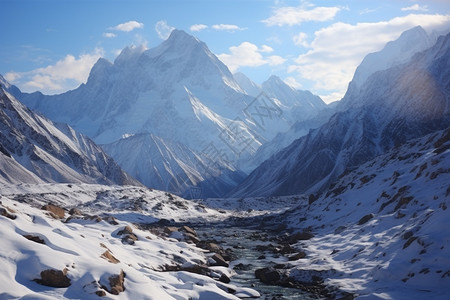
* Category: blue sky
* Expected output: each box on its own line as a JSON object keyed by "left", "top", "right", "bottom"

{"left": 1, "top": 0, "right": 450, "bottom": 103}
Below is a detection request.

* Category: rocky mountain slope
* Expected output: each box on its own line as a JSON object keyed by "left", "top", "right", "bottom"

{"left": 0, "top": 86, "right": 137, "bottom": 186}
{"left": 261, "top": 127, "right": 450, "bottom": 299}
{"left": 230, "top": 30, "right": 450, "bottom": 197}
{"left": 12, "top": 30, "right": 325, "bottom": 196}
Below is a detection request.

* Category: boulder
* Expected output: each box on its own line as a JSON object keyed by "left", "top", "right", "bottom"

{"left": 180, "top": 225, "right": 197, "bottom": 237}
{"left": 0, "top": 207, "right": 16, "bottom": 220}
{"left": 219, "top": 274, "right": 231, "bottom": 284}
{"left": 101, "top": 250, "right": 120, "bottom": 264}
{"left": 210, "top": 253, "right": 229, "bottom": 267}
{"left": 117, "top": 225, "right": 134, "bottom": 236}
{"left": 357, "top": 213, "right": 374, "bottom": 225}
{"left": 255, "top": 267, "right": 281, "bottom": 284}
{"left": 23, "top": 234, "right": 45, "bottom": 244}
{"left": 35, "top": 268, "right": 71, "bottom": 288}
{"left": 105, "top": 270, "right": 125, "bottom": 295}
{"left": 289, "top": 251, "right": 307, "bottom": 261}
{"left": 41, "top": 204, "right": 65, "bottom": 219}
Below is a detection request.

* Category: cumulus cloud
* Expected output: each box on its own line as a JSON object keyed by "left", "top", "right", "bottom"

{"left": 293, "top": 32, "right": 309, "bottom": 47}
{"left": 211, "top": 24, "right": 246, "bottom": 31}
{"left": 288, "top": 13, "right": 450, "bottom": 101}
{"left": 103, "top": 32, "right": 116, "bottom": 38}
{"left": 218, "top": 42, "right": 286, "bottom": 72}
{"left": 5, "top": 48, "right": 104, "bottom": 94}
{"left": 155, "top": 20, "right": 175, "bottom": 39}
{"left": 262, "top": 4, "right": 341, "bottom": 26}
{"left": 190, "top": 24, "right": 208, "bottom": 32}
{"left": 402, "top": 4, "right": 428, "bottom": 12}
{"left": 112, "top": 21, "right": 144, "bottom": 32}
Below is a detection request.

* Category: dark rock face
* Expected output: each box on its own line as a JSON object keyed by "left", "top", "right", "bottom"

{"left": 23, "top": 234, "right": 45, "bottom": 244}
{"left": 0, "top": 87, "right": 139, "bottom": 186}
{"left": 357, "top": 213, "right": 374, "bottom": 225}
{"left": 255, "top": 267, "right": 282, "bottom": 284}
{"left": 35, "top": 268, "right": 71, "bottom": 288}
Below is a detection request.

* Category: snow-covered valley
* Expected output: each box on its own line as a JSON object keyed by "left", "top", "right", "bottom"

{"left": 0, "top": 23, "right": 449, "bottom": 300}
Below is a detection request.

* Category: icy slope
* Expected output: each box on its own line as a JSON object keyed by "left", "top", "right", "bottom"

{"left": 0, "top": 87, "right": 137, "bottom": 186}
{"left": 230, "top": 31, "right": 450, "bottom": 197}
{"left": 277, "top": 127, "right": 450, "bottom": 299}
{"left": 0, "top": 184, "right": 260, "bottom": 299}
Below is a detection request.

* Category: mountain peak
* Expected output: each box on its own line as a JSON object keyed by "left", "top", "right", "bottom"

{"left": 165, "top": 29, "right": 201, "bottom": 47}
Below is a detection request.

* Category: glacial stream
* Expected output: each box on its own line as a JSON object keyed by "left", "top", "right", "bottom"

{"left": 195, "top": 224, "right": 315, "bottom": 300}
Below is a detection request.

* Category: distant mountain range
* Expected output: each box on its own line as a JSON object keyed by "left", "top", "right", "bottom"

{"left": 8, "top": 29, "right": 326, "bottom": 197}
{"left": 230, "top": 27, "right": 450, "bottom": 197}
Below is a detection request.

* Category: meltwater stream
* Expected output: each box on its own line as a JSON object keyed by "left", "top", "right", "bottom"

{"left": 196, "top": 225, "right": 316, "bottom": 300}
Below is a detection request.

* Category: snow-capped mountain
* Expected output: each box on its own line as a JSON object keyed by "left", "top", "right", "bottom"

{"left": 230, "top": 30, "right": 450, "bottom": 197}
{"left": 0, "top": 85, "right": 138, "bottom": 186}
{"left": 14, "top": 29, "right": 324, "bottom": 195}
{"left": 344, "top": 26, "right": 434, "bottom": 104}
{"left": 232, "top": 73, "right": 328, "bottom": 172}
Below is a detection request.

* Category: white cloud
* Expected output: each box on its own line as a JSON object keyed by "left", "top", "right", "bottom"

{"left": 402, "top": 4, "right": 428, "bottom": 12}
{"left": 211, "top": 24, "right": 246, "bottom": 31}
{"left": 284, "top": 76, "right": 302, "bottom": 89}
{"left": 5, "top": 48, "right": 104, "bottom": 94}
{"left": 112, "top": 21, "right": 144, "bottom": 32}
{"left": 293, "top": 32, "right": 309, "bottom": 47}
{"left": 260, "top": 45, "right": 274, "bottom": 53}
{"left": 190, "top": 24, "right": 208, "bottom": 32}
{"left": 218, "top": 42, "right": 285, "bottom": 72}
{"left": 288, "top": 13, "right": 450, "bottom": 100}
{"left": 262, "top": 4, "right": 341, "bottom": 26}
{"left": 155, "top": 20, "right": 175, "bottom": 39}
{"left": 103, "top": 32, "right": 117, "bottom": 38}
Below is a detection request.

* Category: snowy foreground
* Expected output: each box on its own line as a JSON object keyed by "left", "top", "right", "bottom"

{"left": 0, "top": 183, "right": 298, "bottom": 299}
{"left": 0, "top": 128, "right": 449, "bottom": 299}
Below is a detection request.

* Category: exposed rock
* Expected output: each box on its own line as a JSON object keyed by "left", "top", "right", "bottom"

{"left": 117, "top": 225, "right": 138, "bottom": 245}
{"left": 117, "top": 225, "right": 134, "bottom": 236}
{"left": 23, "top": 234, "right": 45, "bottom": 244}
{"left": 184, "top": 232, "right": 200, "bottom": 244}
{"left": 69, "top": 208, "right": 82, "bottom": 215}
{"left": 289, "top": 251, "right": 307, "bottom": 261}
{"left": 104, "top": 216, "right": 119, "bottom": 225}
{"left": 101, "top": 250, "right": 120, "bottom": 264}
{"left": 35, "top": 268, "right": 71, "bottom": 288}
{"left": 180, "top": 225, "right": 197, "bottom": 237}
{"left": 278, "top": 244, "right": 295, "bottom": 254}
{"left": 210, "top": 253, "right": 229, "bottom": 267}
{"left": 104, "top": 270, "right": 125, "bottom": 295}
{"left": 357, "top": 213, "right": 374, "bottom": 225}
{"left": 334, "top": 226, "right": 347, "bottom": 234}
{"left": 95, "top": 290, "right": 106, "bottom": 297}
{"left": 287, "top": 231, "right": 314, "bottom": 243}
{"left": 0, "top": 207, "right": 16, "bottom": 220}
{"left": 42, "top": 204, "right": 65, "bottom": 219}
{"left": 255, "top": 267, "right": 282, "bottom": 284}
{"left": 164, "top": 226, "right": 179, "bottom": 235}
{"left": 219, "top": 273, "right": 231, "bottom": 284}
